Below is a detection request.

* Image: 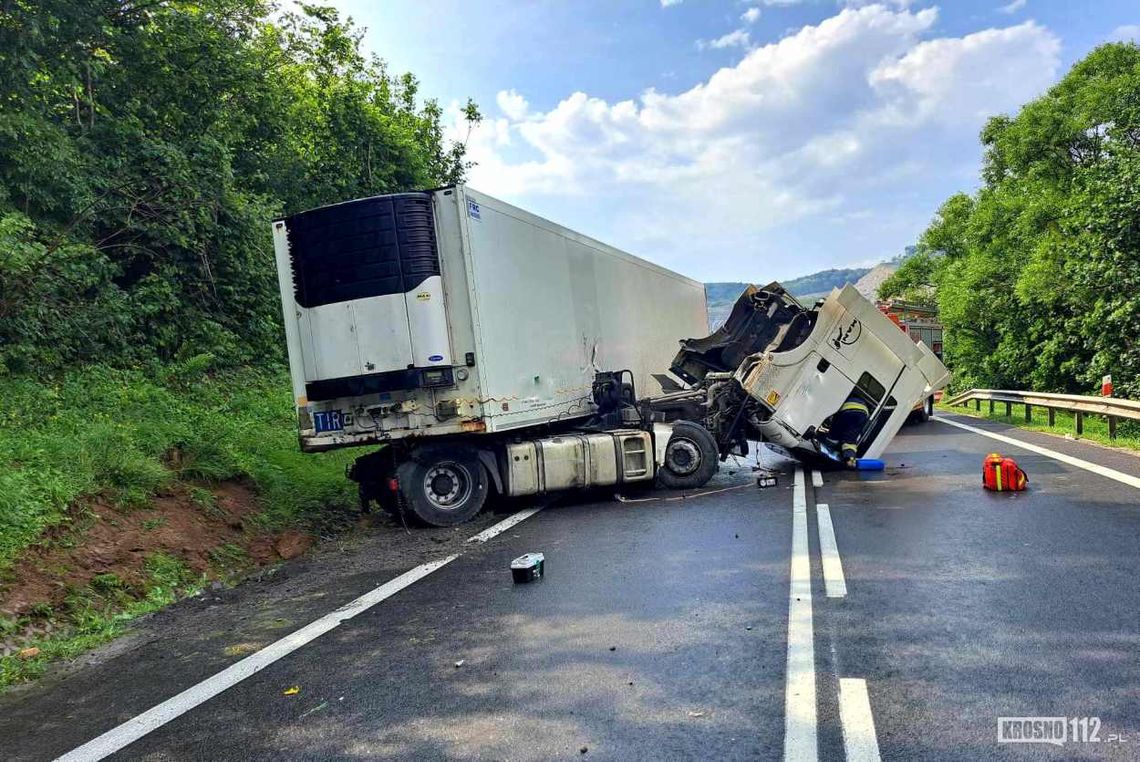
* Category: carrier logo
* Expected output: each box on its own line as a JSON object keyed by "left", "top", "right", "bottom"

{"left": 428, "top": 354, "right": 444, "bottom": 362}
{"left": 467, "top": 199, "right": 481, "bottom": 220}
{"left": 832, "top": 318, "right": 862, "bottom": 350}
{"left": 416, "top": 291, "right": 431, "bottom": 301}
{"left": 997, "top": 717, "right": 1120, "bottom": 746}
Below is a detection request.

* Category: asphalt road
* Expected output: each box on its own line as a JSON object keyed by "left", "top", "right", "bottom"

{"left": 3, "top": 413, "right": 1139, "bottom": 760}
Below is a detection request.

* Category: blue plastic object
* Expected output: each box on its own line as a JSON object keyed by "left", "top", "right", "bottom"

{"left": 855, "top": 458, "right": 885, "bottom": 471}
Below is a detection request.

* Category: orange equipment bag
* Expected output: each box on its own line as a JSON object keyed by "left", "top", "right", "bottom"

{"left": 982, "top": 452, "right": 1028, "bottom": 492}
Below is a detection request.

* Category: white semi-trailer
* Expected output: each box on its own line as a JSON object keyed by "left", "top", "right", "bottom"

{"left": 273, "top": 186, "right": 711, "bottom": 526}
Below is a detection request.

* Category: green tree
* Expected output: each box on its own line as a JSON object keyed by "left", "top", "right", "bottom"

{"left": 0, "top": 0, "right": 480, "bottom": 375}
{"left": 882, "top": 42, "right": 1140, "bottom": 396}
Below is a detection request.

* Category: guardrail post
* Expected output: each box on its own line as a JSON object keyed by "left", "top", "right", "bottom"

{"left": 1108, "top": 416, "right": 1117, "bottom": 440}
{"left": 1048, "top": 408, "right": 1055, "bottom": 427}
{"left": 1004, "top": 401, "right": 1012, "bottom": 417}
{"left": 975, "top": 399, "right": 981, "bottom": 411}
{"left": 1025, "top": 404, "right": 1032, "bottom": 423}
{"left": 989, "top": 400, "right": 995, "bottom": 415}
{"left": 1075, "top": 411, "right": 1083, "bottom": 436}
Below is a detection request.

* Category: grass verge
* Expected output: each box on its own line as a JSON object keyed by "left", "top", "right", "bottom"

{"left": 0, "top": 553, "right": 204, "bottom": 686}
{"left": 0, "top": 361, "right": 359, "bottom": 687}
{"left": 937, "top": 401, "right": 1140, "bottom": 453}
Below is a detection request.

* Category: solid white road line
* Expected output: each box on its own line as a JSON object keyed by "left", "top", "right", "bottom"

{"left": 55, "top": 509, "right": 546, "bottom": 762}
{"left": 784, "top": 467, "right": 817, "bottom": 761}
{"left": 465, "top": 506, "right": 543, "bottom": 542}
{"left": 838, "top": 678, "right": 882, "bottom": 762}
{"left": 815, "top": 504, "right": 847, "bottom": 599}
{"left": 935, "top": 416, "right": 1140, "bottom": 490}
{"left": 811, "top": 469, "right": 823, "bottom": 489}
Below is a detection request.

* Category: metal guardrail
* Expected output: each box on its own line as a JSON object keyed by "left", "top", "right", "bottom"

{"left": 943, "top": 388, "right": 1140, "bottom": 439}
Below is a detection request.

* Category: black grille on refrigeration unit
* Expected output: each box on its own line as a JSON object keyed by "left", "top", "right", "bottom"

{"left": 284, "top": 192, "right": 441, "bottom": 308}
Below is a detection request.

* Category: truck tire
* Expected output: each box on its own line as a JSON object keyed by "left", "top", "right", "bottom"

{"left": 658, "top": 421, "right": 719, "bottom": 490}
{"left": 908, "top": 395, "right": 933, "bottom": 424}
{"left": 396, "top": 445, "right": 489, "bottom": 527}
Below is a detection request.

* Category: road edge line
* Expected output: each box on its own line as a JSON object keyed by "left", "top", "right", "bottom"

{"left": 815, "top": 503, "right": 847, "bottom": 599}
{"left": 838, "top": 678, "right": 882, "bottom": 762}
{"left": 934, "top": 416, "right": 1140, "bottom": 490}
{"left": 466, "top": 507, "right": 543, "bottom": 542}
{"left": 56, "top": 508, "right": 545, "bottom": 762}
{"left": 784, "top": 466, "right": 818, "bottom": 761}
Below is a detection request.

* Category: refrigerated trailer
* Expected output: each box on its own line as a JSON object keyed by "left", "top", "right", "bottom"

{"left": 272, "top": 186, "right": 711, "bottom": 525}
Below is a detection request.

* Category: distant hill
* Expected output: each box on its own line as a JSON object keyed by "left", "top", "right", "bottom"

{"left": 703, "top": 252, "right": 913, "bottom": 328}
{"left": 783, "top": 267, "right": 871, "bottom": 298}
{"left": 852, "top": 263, "right": 898, "bottom": 300}
{"left": 704, "top": 267, "right": 870, "bottom": 307}
{"left": 705, "top": 268, "right": 871, "bottom": 326}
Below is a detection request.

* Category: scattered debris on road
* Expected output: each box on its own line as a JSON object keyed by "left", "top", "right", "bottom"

{"left": 756, "top": 474, "right": 778, "bottom": 488}
{"left": 614, "top": 483, "right": 753, "bottom": 504}
{"left": 282, "top": 685, "right": 300, "bottom": 696}
{"left": 223, "top": 642, "right": 261, "bottom": 657}
{"left": 454, "top": 659, "right": 465, "bottom": 668}
{"left": 510, "top": 553, "right": 545, "bottom": 583}
{"left": 299, "top": 700, "right": 328, "bottom": 719}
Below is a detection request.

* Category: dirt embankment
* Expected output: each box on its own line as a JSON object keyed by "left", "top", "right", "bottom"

{"left": 1, "top": 482, "right": 312, "bottom": 619}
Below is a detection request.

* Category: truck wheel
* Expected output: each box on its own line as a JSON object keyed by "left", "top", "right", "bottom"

{"left": 396, "top": 446, "right": 489, "bottom": 527}
{"left": 658, "top": 421, "right": 719, "bottom": 490}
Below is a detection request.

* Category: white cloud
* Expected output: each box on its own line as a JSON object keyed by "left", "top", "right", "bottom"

{"left": 1110, "top": 25, "right": 1140, "bottom": 41}
{"left": 841, "top": 0, "right": 913, "bottom": 8}
{"left": 698, "top": 28, "right": 752, "bottom": 50}
{"left": 451, "top": 6, "right": 1061, "bottom": 280}
{"left": 742, "top": 7, "right": 762, "bottom": 24}
{"left": 998, "top": 0, "right": 1027, "bottom": 14}
{"left": 496, "top": 89, "right": 529, "bottom": 121}
{"left": 660, "top": 0, "right": 683, "bottom": 7}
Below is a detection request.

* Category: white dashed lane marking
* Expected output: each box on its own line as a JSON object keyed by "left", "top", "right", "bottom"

{"left": 839, "top": 678, "right": 882, "bottom": 762}
{"left": 815, "top": 503, "right": 847, "bottom": 599}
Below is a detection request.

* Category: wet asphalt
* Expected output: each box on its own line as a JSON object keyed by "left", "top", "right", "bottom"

{"left": 3, "top": 413, "right": 1139, "bottom": 761}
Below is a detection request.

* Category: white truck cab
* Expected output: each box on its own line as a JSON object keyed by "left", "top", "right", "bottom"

{"left": 666, "top": 283, "right": 950, "bottom": 463}
{"left": 735, "top": 285, "right": 949, "bottom": 460}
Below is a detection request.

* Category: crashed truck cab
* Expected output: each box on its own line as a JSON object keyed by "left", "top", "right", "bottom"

{"left": 671, "top": 283, "right": 950, "bottom": 463}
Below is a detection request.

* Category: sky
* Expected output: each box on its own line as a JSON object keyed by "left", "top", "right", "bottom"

{"left": 329, "top": 0, "right": 1138, "bottom": 283}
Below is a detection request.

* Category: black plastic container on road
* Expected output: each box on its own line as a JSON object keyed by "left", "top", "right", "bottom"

{"left": 511, "top": 553, "right": 545, "bottom": 583}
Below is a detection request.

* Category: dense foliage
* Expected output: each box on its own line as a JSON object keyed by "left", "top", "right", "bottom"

{"left": 881, "top": 43, "right": 1140, "bottom": 396}
{"left": 0, "top": 0, "right": 480, "bottom": 374}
